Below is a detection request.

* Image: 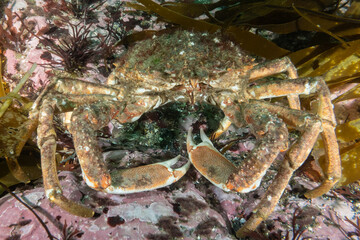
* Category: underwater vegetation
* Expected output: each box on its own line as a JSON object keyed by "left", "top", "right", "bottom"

{"left": 0, "top": 8, "right": 34, "bottom": 53}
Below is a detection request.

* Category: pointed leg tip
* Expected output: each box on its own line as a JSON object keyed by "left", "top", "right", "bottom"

{"left": 48, "top": 191, "right": 94, "bottom": 218}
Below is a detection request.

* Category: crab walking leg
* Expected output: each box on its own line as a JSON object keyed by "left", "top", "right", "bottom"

{"left": 69, "top": 102, "right": 115, "bottom": 190}
{"left": 53, "top": 78, "right": 124, "bottom": 96}
{"left": 29, "top": 78, "right": 124, "bottom": 113}
{"left": 211, "top": 57, "right": 301, "bottom": 140}
{"left": 69, "top": 101, "right": 190, "bottom": 194}
{"left": 11, "top": 103, "right": 41, "bottom": 177}
{"left": 246, "top": 57, "right": 301, "bottom": 110}
{"left": 227, "top": 102, "right": 289, "bottom": 192}
{"left": 38, "top": 99, "right": 94, "bottom": 217}
{"left": 247, "top": 76, "right": 341, "bottom": 197}
{"left": 304, "top": 78, "right": 340, "bottom": 198}
{"left": 233, "top": 102, "right": 324, "bottom": 237}
{"left": 188, "top": 102, "right": 289, "bottom": 193}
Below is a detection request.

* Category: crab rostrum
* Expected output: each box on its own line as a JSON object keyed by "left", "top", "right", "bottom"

{"left": 26, "top": 30, "right": 341, "bottom": 237}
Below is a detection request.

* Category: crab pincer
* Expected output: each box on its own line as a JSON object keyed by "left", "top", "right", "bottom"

{"left": 187, "top": 127, "right": 238, "bottom": 192}
{"left": 100, "top": 156, "right": 190, "bottom": 194}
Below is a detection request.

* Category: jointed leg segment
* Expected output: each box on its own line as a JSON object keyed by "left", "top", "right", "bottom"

{"left": 246, "top": 57, "right": 301, "bottom": 110}
{"left": 211, "top": 57, "right": 302, "bottom": 140}
{"left": 188, "top": 101, "right": 289, "bottom": 194}
{"left": 35, "top": 78, "right": 190, "bottom": 216}
{"left": 38, "top": 98, "right": 94, "bottom": 217}
{"left": 246, "top": 76, "right": 340, "bottom": 197}
{"left": 69, "top": 101, "right": 190, "bottom": 194}
{"left": 234, "top": 101, "right": 323, "bottom": 236}
{"left": 190, "top": 65, "right": 340, "bottom": 237}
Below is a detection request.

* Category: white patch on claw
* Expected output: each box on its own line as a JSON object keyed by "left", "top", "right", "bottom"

{"left": 82, "top": 171, "right": 97, "bottom": 189}
{"left": 187, "top": 127, "right": 196, "bottom": 149}
{"left": 187, "top": 128, "right": 216, "bottom": 151}
{"left": 187, "top": 128, "right": 217, "bottom": 152}
{"left": 238, "top": 170, "right": 266, "bottom": 193}
{"left": 199, "top": 128, "right": 214, "bottom": 147}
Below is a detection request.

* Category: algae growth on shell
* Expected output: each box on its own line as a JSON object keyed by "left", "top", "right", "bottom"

{"left": 111, "top": 30, "right": 259, "bottom": 83}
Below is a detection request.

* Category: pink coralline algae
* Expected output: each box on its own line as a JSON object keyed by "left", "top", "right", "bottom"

{"left": 0, "top": 169, "right": 236, "bottom": 240}
{"left": 0, "top": 154, "right": 358, "bottom": 240}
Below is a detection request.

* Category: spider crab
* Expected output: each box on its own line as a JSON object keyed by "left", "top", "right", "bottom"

{"left": 25, "top": 30, "right": 340, "bottom": 237}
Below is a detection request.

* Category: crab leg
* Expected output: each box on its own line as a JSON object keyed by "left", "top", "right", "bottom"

{"left": 246, "top": 76, "right": 341, "bottom": 197}
{"left": 29, "top": 79, "right": 126, "bottom": 217}
{"left": 38, "top": 99, "right": 94, "bottom": 217}
{"left": 246, "top": 57, "right": 301, "bottom": 110}
{"left": 187, "top": 102, "right": 289, "bottom": 193}
{"left": 232, "top": 101, "right": 323, "bottom": 237}
{"left": 211, "top": 57, "right": 301, "bottom": 140}
{"left": 187, "top": 100, "right": 328, "bottom": 237}
{"left": 69, "top": 101, "right": 190, "bottom": 195}
{"left": 228, "top": 77, "right": 338, "bottom": 236}
{"left": 35, "top": 77, "right": 189, "bottom": 216}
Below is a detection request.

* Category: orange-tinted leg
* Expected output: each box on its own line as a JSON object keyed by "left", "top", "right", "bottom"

{"left": 69, "top": 101, "right": 190, "bottom": 194}
{"left": 211, "top": 57, "right": 302, "bottom": 140}
{"left": 38, "top": 98, "right": 94, "bottom": 217}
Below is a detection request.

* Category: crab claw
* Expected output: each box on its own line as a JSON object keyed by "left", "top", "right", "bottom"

{"left": 98, "top": 155, "right": 190, "bottom": 194}
{"left": 187, "top": 128, "right": 237, "bottom": 191}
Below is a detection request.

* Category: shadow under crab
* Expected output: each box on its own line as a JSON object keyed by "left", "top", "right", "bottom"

{"left": 23, "top": 30, "right": 340, "bottom": 238}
